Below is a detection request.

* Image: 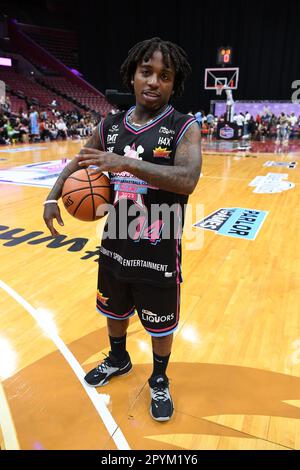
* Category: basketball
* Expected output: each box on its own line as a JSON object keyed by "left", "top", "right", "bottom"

{"left": 62, "top": 169, "right": 110, "bottom": 221}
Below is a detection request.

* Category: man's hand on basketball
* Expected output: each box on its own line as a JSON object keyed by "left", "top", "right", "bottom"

{"left": 76, "top": 148, "right": 124, "bottom": 173}
{"left": 43, "top": 204, "right": 64, "bottom": 237}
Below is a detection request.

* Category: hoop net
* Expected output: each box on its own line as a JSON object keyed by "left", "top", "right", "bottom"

{"left": 216, "top": 85, "right": 224, "bottom": 96}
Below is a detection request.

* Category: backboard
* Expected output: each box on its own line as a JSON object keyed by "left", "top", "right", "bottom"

{"left": 204, "top": 67, "right": 239, "bottom": 91}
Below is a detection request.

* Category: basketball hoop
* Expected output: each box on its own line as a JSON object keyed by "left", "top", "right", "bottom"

{"left": 204, "top": 68, "right": 239, "bottom": 91}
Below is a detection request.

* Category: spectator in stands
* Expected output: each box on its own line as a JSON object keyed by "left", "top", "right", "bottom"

{"left": 39, "top": 120, "right": 52, "bottom": 141}
{"left": 3, "top": 119, "right": 19, "bottom": 143}
{"left": 194, "top": 110, "right": 203, "bottom": 128}
{"left": 0, "top": 114, "right": 10, "bottom": 144}
{"left": 206, "top": 112, "right": 214, "bottom": 125}
{"left": 247, "top": 115, "right": 256, "bottom": 138}
{"left": 3, "top": 96, "right": 11, "bottom": 114}
{"left": 21, "top": 109, "right": 28, "bottom": 120}
{"left": 71, "top": 110, "right": 79, "bottom": 121}
{"left": 76, "top": 118, "right": 87, "bottom": 138}
{"left": 289, "top": 112, "right": 298, "bottom": 139}
{"left": 15, "top": 117, "right": 29, "bottom": 143}
{"left": 68, "top": 122, "right": 80, "bottom": 139}
{"left": 48, "top": 120, "right": 58, "bottom": 140}
{"left": 201, "top": 120, "right": 208, "bottom": 136}
{"left": 84, "top": 117, "right": 95, "bottom": 136}
{"left": 0, "top": 132, "right": 7, "bottom": 145}
{"left": 235, "top": 112, "right": 245, "bottom": 137}
{"left": 42, "top": 109, "right": 48, "bottom": 120}
{"left": 276, "top": 112, "right": 289, "bottom": 144}
{"left": 0, "top": 94, "right": 105, "bottom": 145}
{"left": 261, "top": 108, "right": 271, "bottom": 126}
{"left": 243, "top": 110, "right": 251, "bottom": 136}
{"left": 29, "top": 106, "right": 40, "bottom": 142}
{"left": 256, "top": 121, "right": 268, "bottom": 141}
{"left": 55, "top": 117, "right": 68, "bottom": 139}
{"left": 206, "top": 112, "right": 215, "bottom": 137}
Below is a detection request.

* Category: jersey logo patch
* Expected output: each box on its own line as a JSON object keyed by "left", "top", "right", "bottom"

{"left": 153, "top": 146, "right": 172, "bottom": 159}
{"left": 97, "top": 290, "right": 109, "bottom": 306}
{"left": 124, "top": 143, "right": 144, "bottom": 159}
{"left": 110, "top": 143, "right": 148, "bottom": 209}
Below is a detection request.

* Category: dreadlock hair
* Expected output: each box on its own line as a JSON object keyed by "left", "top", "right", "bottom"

{"left": 120, "top": 37, "right": 192, "bottom": 98}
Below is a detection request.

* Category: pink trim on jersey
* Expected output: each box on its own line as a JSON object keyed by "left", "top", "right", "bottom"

{"left": 175, "top": 117, "right": 196, "bottom": 145}
{"left": 176, "top": 283, "right": 180, "bottom": 324}
{"left": 96, "top": 302, "right": 135, "bottom": 318}
{"left": 101, "top": 122, "right": 106, "bottom": 151}
{"left": 123, "top": 106, "right": 174, "bottom": 135}
{"left": 175, "top": 203, "right": 182, "bottom": 284}
{"left": 96, "top": 307, "right": 136, "bottom": 320}
{"left": 146, "top": 320, "right": 178, "bottom": 333}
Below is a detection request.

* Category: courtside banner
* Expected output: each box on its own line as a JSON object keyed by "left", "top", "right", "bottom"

{"left": 194, "top": 208, "right": 268, "bottom": 240}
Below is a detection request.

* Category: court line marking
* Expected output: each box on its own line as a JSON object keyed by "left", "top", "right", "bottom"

{"left": 0, "top": 382, "right": 20, "bottom": 450}
{"left": 0, "top": 280, "right": 130, "bottom": 450}
{"left": 203, "top": 175, "right": 250, "bottom": 181}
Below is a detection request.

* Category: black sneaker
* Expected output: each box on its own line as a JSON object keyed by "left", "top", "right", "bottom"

{"left": 148, "top": 375, "right": 174, "bottom": 421}
{"left": 84, "top": 351, "right": 132, "bottom": 387}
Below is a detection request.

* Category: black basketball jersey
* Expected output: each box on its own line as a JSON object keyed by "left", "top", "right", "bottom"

{"left": 98, "top": 105, "right": 196, "bottom": 287}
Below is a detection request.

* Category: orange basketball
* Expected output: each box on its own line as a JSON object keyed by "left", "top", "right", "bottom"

{"left": 62, "top": 169, "right": 110, "bottom": 221}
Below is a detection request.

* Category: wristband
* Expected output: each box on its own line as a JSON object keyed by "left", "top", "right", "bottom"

{"left": 43, "top": 200, "right": 58, "bottom": 205}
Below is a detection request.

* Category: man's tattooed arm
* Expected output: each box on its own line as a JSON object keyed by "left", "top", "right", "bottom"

{"left": 125, "top": 122, "right": 202, "bottom": 195}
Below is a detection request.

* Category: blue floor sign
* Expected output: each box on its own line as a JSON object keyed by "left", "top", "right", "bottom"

{"left": 194, "top": 208, "right": 268, "bottom": 240}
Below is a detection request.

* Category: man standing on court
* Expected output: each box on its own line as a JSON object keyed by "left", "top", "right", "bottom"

{"left": 43, "top": 37, "right": 202, "bottom": 421}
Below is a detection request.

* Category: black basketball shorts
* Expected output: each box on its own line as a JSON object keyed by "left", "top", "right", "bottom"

{"left": 96, "top": 268, "right": 180, "bottom": 337}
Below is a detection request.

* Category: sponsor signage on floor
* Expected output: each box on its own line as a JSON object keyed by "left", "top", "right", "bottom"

{"left": 249, "top": 173, "right": 295, "bottom": 193}
{"left": 0, "top": 223, "right": 100, "bottom": 260}
{"left": 194, "top": 208, "right": 268, "bottom": 240}
{"left": 263, "top": 161, "right": 297, "bottom": 169}
{"left": 0, "top": 160, "right": 70, "bottom": 187}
